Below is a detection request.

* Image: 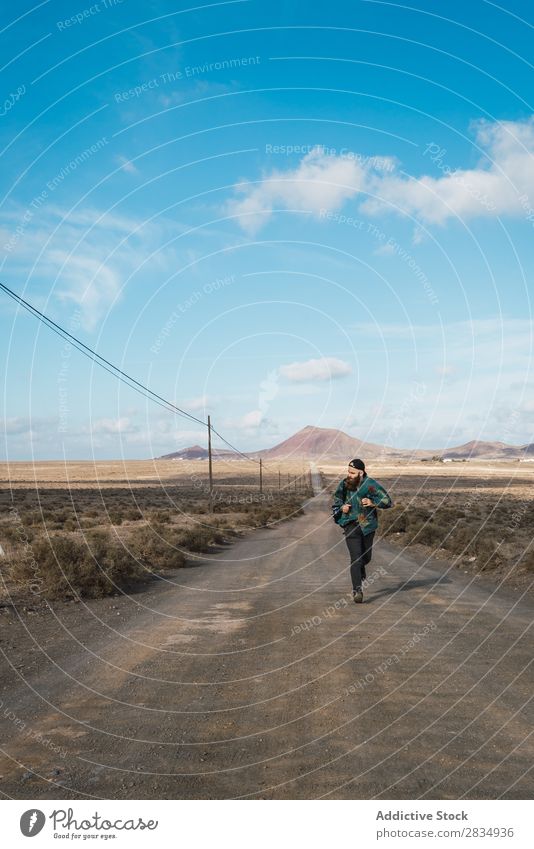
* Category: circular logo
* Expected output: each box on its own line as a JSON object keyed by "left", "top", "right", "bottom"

{"left": 20, "top": 810, "right": 46, "bottom": 837}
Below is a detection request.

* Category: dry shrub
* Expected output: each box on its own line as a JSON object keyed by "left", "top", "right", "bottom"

{"left": 127, "top": 525, "right": 186, "bottom": 570}
{"left": 517, "top": 550, "right": 534, "bottom": 572}
{"left": 172, "top": 526, "right": 226, "bottom": 550}
{"left": 122, "top": 507, "right": 143, "bottom": 521}
{"left": 1, "top": 522, "right": 33, "bottom": 544}
{"left": 379, "top": 504, "right": 408, "bottom": 535}
{"left": 380, "top": 502, "right": 505, "bottom": 570}
{"left": 245, "top": 502, "right": 303, "bottom": 528}
{"left": 473, "top": 536, "right": 503, "bottom": 570}
{"left": 20, "top": 510, "right": 42, "bottom": 527}
{"left": 53, "top": 508, "right": 69, "bottom": 521}
{"left": 448, "top": 524, "right": 476, "bottom": 555}
{"left": 410, "top": 520, "right": 448, "bottom": 548}
{"left": 250, "top": 509, "right": 272, "bottom": 528}
{"left": 10, "top": 525, "right": 193, "bottom": 601}
{"left": 4, "top": 483, "right": 312, "bottom": 601}
{"left": 148, "top": 509, "right": 172, "bottom": 524}
{"left": 13, "top": 531, "right": 150, "bottom": 600}
{"left": 79, "top": 517, "right": 99, "bottom": 528}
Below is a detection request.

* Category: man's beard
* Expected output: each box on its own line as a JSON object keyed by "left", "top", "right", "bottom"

{"left": 345, "top": 474, "right": 361, "bottom": 490}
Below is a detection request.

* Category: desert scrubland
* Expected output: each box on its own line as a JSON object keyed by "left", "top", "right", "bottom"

{"left": 0, "top": 460, "right": 533, "bottom": 800}
{"left": 2, "top": 458, "right": 533, "bottom": 610}
{"left": 0, "top": 460, "right": 310, "bottom": 605}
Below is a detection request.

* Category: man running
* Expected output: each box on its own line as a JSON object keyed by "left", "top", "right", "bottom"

{"left": 332, "top": 458, "right": 393, "bottom": 603}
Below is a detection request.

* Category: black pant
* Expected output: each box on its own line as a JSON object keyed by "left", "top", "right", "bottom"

{"left": 344, "top": 522, "right": 375, "bottom": 591}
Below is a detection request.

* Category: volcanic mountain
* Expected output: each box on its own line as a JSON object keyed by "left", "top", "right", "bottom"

{"left": 253, "top": 425, "right": 392, "bottom": 459}
{"left": 158, "top": 444, "right": 236, "bottom": 461}
{"left": 439, "top": 440, "right": 513, "bottom": 459}
{"left": 156, "top": 425, "right": 525, "bottom": 461}
{"left": 157, "top": 425, "right": 398, "bottom": 461}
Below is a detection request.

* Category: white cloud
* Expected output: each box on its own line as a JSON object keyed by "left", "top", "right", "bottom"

{"left": 1, "top": 416, "right": 53, "bottom": 435}
{"left": 115, "top": 155, "right": 139, "bottom": 174}
{"left": 2, "top": 417, "right": 32, "bottom": 435}
{"left": 44, "top": 205, "right": 146, "bottom": 233}
{"left": 0, "top": 206, "right": 183, "bottom": 330}
{"left": 91, "top": 417, "right": 137, "bottom": 434}
{"left": 362, "top": 117, "right": 534, "bottom": 224}
{"left": 279, "top": 356, "right": 352, "bottom": 382}
{"left": 241, "top": 409, "right": 263, "bottom": 428}
{"left": 0, "top": 413, "right": 214, "bottom": 459}
{"left": 350, "top": 317, "right": 533, "bottom": 347}
{"left": 220, "top": 409, "right": 279, "bottom": 434}
{"left": 227, "top": 117, "right": 534, "bottom": 232}
{"left": 183, "top": 394, "right": 210, "bottom": 411}
{"left": 49, "top": 248, "right": 122, "bottom": 329}
{"left": 373, "top": 241, "right": 396, "bottom": 256}
{"left": 343, "top": 318, "right": 534, "bottom": 445}
{"left": 226, "top": 146, "right": 369, "bottom": 233}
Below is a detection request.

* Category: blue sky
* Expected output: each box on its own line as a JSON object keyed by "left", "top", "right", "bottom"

{"left": 1, "top": 0, "right": 533, "bottom": 459}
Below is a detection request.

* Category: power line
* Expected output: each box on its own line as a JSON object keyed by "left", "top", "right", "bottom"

{"left": 0, "top": 281, "right": 264, "bottom": 465}
{"left": 210, "top": 424, "right": 264, "bottom": 463}
{"left": 0, "top": 281, "right": 206, "bottom": 427}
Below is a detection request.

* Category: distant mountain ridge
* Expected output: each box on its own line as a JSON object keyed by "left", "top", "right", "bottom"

{"left": 156, "top": 425, "right": 531, "bottom": 461}
{"left": 254, "top": 424, "right": 390, "bottom": 459}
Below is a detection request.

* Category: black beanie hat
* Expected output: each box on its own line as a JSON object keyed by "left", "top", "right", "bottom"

{"left": 349, "top": 458, "right": 365, "bottom": 471}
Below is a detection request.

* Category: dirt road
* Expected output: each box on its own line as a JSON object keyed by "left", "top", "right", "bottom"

{"left": 1, "top": 472, "right": 532, "bottom": 799}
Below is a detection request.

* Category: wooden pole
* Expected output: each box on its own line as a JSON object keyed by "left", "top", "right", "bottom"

{"left": 278, "top": 469, "right": 281, "bottom": 492}
{"left": 259, "top": 458, "right": 263, "bottom": 494}
{"left": 207, "top": 414, "right": 213, "bottom": 513}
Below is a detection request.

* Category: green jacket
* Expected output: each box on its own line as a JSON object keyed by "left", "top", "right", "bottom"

{"left": 332, "top": 474, "right": 393, "bottom": 535}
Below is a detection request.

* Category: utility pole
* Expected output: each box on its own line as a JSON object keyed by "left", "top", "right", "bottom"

{"left": 207, "top": 414, "right": 214, "bottom": 513}
{"left": 259, "top": 458, "right": 263, "bottom": 495}
{"left": 278, "top": 469, "right": 281, "bottom": 493}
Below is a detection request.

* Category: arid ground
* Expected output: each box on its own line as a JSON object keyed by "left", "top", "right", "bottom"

{"left": 0, "top": 460, "right": 532, "bottom": 799}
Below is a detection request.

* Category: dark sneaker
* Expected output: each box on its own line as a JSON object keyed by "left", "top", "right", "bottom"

{"left": 353, "top": 589, "right": 364, "bottom": 604}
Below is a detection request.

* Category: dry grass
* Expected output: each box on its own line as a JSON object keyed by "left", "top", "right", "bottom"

{"left": 0, "top": 462, "right": 308, "bottom": 602}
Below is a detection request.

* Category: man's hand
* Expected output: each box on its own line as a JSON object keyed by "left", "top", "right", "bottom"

{"left": 361, "top": 497, "right": 375, "bottom": 507}
{"left": 341, "top": 504, "right": 351, "bottom": 514}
